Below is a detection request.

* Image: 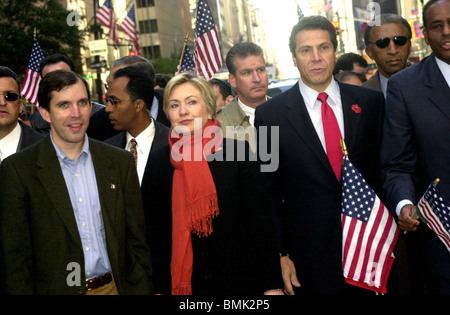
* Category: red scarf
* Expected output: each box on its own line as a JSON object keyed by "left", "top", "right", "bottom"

{"left": 168, "top": 119, "right": 223, "bottom": 295}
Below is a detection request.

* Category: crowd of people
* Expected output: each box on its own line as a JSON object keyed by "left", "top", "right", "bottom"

{"left": 0, "top": 0, "right": 449, "bottom": 295}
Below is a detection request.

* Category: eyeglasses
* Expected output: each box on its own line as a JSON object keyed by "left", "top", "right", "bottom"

{"left": 370, "top": 36, "right": 409, "bottom": 49}
{"left": 0, "top": 92, "right": 19, "bottom": 102}
{"left": 103, "top": 95, "right": 130, "bottom": 106}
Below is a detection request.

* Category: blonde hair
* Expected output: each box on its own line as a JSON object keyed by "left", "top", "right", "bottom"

{"left": 163, "top": 72, "right": 217, "bottom": 119}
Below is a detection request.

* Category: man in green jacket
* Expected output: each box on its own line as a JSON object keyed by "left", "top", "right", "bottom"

{"left": 0, "top": 70, "right": 153, "bottom": 295}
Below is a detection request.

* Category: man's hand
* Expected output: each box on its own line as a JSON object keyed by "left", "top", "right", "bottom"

{"left": 399, "top": 204, "right": 420, "bottom": 232}
{"left": 280, "top": 256, "right": 300, "bottom": 295}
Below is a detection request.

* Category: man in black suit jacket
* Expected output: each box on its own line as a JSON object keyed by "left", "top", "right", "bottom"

{"left": 87, "top": 56, "right": 170, "bottom": 141}
{"left": 254, "top": 16, "right": 385, "bottom": 295}
{"left": 0, "top": 67, "right": 44, "bottom": 162}
{"left": 381, "top": 0, "right": 450, "bottom": 294}
{"left": 104, "top": 65, "right": 169, "bottom": 185}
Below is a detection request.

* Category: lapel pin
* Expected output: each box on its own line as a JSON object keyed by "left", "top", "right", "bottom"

{"left": 352, "top": 104, "right": 361, "bottom": 114}
{"left": 111, "top": 184, "right": 117, "bottom": 190}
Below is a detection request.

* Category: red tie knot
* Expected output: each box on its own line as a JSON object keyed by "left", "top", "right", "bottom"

{"left": 318, "top": 92, "right": 328, "bottom": 103}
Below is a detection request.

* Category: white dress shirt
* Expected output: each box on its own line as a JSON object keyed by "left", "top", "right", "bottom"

{"left": 0, "top": 122, "right": 21, "bottom": 161}
{"left": 125, "top": 120, "right": 155, "bottom": 185}
{"left": 436, "top": 56, "right": 450, "bottom": 88}
{"left": 298, "top": 77, "right": 345, "bottom": 153}
{"left": 238, "top": 98, "right": 256, "bottom": 126}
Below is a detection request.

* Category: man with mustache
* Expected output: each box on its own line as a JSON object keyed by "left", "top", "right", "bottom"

{"left": 0, "top": 66, "right": 43, "bottom": 163}
{"left": 362, "top": 14, "right": 412, "bottom": 98}
{"left": 216, "top": 42, "right": 269, "bottom": 152}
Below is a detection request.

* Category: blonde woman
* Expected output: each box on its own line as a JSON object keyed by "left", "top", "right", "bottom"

{"left": 141, "top": 73, "right": 283, "bottom": 295}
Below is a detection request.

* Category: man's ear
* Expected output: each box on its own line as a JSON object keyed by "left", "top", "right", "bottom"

{"left": 228, "top": 73, "right": 237, "bottom": 89}
{"left": 39, "top": 107, "right": 51, "bottom": 124}
{"left": 135, "top": 99, "right": 145, "bottom": 112}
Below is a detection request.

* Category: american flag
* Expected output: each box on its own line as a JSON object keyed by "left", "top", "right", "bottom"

{"left": 178, "top": 42, "right": 195, "bottom": 73}
{"left": 194, "top": 0, "right": 222, "bottom": 79}
{"left": 96, "top": 0, "right": 119, "bottom": 49}
{"left": 341, "top": 157, "right": 399, "bottom": 294}
{"left": 119, "top": 4, "right": 141, "bottom": 55}
{"left": 21, "top": 39, "right": 45, "bottom": 107}
{"left": 417, "top": 181, "right": 450, "bottom": 252}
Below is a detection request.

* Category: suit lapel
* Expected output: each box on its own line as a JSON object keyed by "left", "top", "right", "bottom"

{"left": 89, "top": 139, "right": 118, "bottom": 225}
{"left": 36, "top": 137, "right": 82, "bottom": 247}
{"left": 423, "top": 55, "right": 450, "bottom": 121}
{"left": 284, "top": 84, "right": 332, "bottom": 173}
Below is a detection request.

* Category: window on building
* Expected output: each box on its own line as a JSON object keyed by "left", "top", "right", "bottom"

{"left": 143, "top": 46, "right": 161, "bottom": 59}
{"left": 136, "top": 0, "right": 155, "bottom": 8}
{"left": 139, "top": 19, "right": 158, "bottom": 34}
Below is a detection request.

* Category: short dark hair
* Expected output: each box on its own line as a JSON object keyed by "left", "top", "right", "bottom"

{"left": 335, "top": 71, "right": 367, "bottom": 84}
{"left": 226, "top": 42, "right": 265, "bottom": 75}
{"left": 423, "top": 0, "right": 441, "bottom": 29}
{"left": 289, "top": 15, "right": 337, "bottom": 55}
{"left": 37, "top": 70, "right": 90, "bottom": 111}
{"left": 112, "top": 55, "right": 156, "bottom": 87}
{"left": 209, "top": 78, "right": 232, "bottom": 100}
{"left": 39, "top": 54, "right": 75, "bottom": 77}
{"left": 0, "top": 66, "right": 21, "bottom": 92}
{"left": 333, "top": 53, "right": 368, "bottom": 75}
{"left": 364, "top": 13, "right": 412, "bottom": 47}
{"left": 113, "top": 66, "right": 155, "bottom": 110}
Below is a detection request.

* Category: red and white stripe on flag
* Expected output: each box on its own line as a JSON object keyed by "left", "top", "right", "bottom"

{"left": 417, "top": 183, "right": 450, "bottom": 252}
{"left": 96, "top": 0, "right": 119, "bottom": 49}
{"left": 194, "top": 0, "right": 222, "bottom": 79}
{"left": 119, "top": 5, "right": 141, "bottom": 55}
{"left": 341, "top": 157, "right": 399, "bottom": 294}
{"left": 21, "top": 39, "right": 45, "bottom": 107}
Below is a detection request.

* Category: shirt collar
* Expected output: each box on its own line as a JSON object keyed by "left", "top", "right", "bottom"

{"left": 435, "top": 56, "right": 450, "bottom": 87}
{"left": 51, "top": 132, "right": 90, "bottom": 161}
{"left": 126, "top": 119, "right": 155, "bottom": 144}
{"left": 298, "top": 77, "right": 340, "bottom": 109}
{"left": 0, "top": 122, "right": 21, "bottom": 159}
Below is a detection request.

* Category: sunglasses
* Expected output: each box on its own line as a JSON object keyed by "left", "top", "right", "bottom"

{"left": 370, "top": 36, "right": 409, "bottom": 49}
{"left": 0, "top": 92, "right": 19, "bottom": 102}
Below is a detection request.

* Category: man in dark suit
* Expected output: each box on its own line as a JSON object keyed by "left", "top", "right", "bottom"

{"left": 0, "top": 66, "right": 43, "bottom": 162}
{"left": 87, "top": 56, "right": 170, "bottom": 141}
{"left": 104, "top": 66, "right": 169, "bottom": 185}
{"left": 254, "top": 16, "right": 385, "bottom": 295}
{"left": 362, "top": 14, "right": 412, "bottom": 98}
{"left": 381, "top": 0, "right": 450, "bottom": 294}
{"left": 0, "top": 70, "right": 153, "bottom": 295}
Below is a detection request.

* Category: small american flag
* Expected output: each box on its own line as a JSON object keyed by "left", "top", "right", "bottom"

{"left": 194, "top": 0, "right": 222, "bottom": 79}
{"left": 119, "top": 4, "right": 141, "bottom": 55}
{"left": 417, "top": 181, "right": 450, "bottom": 253}
{"left": 21, "top": 39, "right": 45, "bottom": 107}
{"left": 178, "top": 43, "right": 195, "bottom": 73}
{"left": 96, "top": 0, "right": 119, "bottom": 49}
{"left": 341, "top": 156, "right": 399, "bottom": 294}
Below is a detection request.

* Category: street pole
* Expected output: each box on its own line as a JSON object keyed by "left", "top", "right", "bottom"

{"left": 93, "top": 0, "right": 103, "bottom": 104}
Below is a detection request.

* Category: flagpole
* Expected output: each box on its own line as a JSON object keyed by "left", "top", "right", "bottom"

{"left": 340, "top": 139, "right": 348, "bottom": 157}
{"left": 176, "top": 34, "right": 189, "bottom": 75}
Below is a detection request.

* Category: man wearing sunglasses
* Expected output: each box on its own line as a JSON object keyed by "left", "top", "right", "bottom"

{"left": 363, "top": 14, "right": 412, "bottom": 97}
{"left": 0, "top": 66, "right": 44, "bottom": 163}
{"left": 381, "top": 0, "right": 450, "bottom": 294}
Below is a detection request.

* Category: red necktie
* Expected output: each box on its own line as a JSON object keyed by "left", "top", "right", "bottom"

{"left": 318, "top": 92, "right": 343, "bottom": 181}
{"left": 130, "top": 138, "right": 138, "bottom": 167}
